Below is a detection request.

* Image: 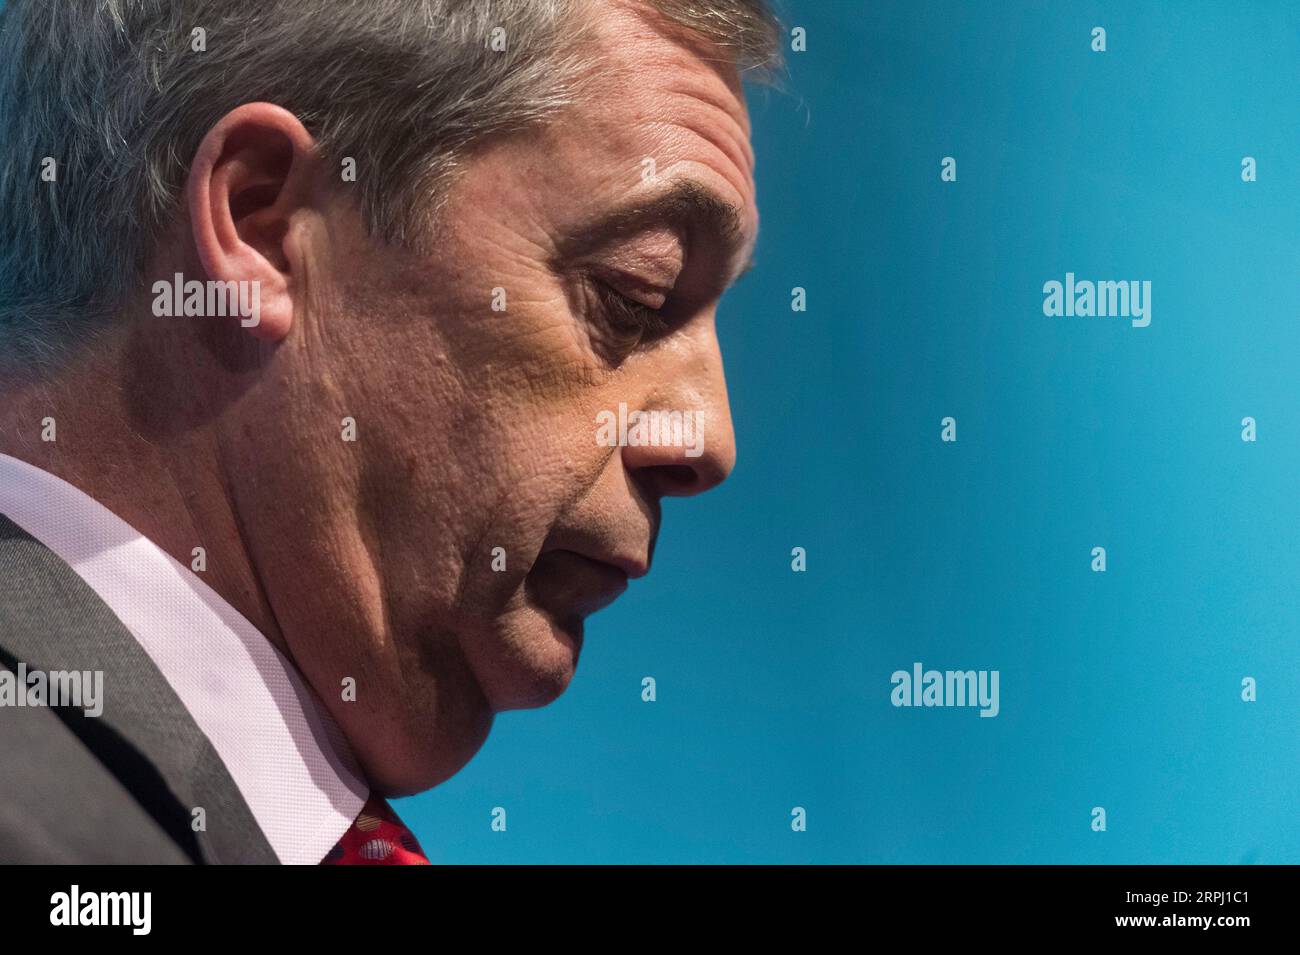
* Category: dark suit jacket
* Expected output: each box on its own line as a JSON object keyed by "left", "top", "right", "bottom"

{"left": 0, "top": 514, "right": 279, "bottom": 863}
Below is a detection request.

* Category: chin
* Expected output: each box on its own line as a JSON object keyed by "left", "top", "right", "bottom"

{"left": 367, "top": 609, "right": 581, "bottom": 795}
{"left": 463, "top": 603, "right": 584, "bottom": 712}
{"left": 361, "top": 694, "right": 495, "bottom": 797}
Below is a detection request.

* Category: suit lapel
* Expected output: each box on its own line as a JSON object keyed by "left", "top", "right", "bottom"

{"left": 0, "top": 514, "right": 279, "bottom": 864}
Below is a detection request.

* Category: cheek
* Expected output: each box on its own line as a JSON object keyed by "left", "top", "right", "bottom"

{"left": 440, "top": 422, "right": 612, "bottom": 611}
{"left": 344, "top": 243, "right": 622, "bottom": 600}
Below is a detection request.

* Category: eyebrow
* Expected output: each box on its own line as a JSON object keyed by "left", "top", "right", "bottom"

{"left": 555, "top": 178, "right": 755, "bottom": 287}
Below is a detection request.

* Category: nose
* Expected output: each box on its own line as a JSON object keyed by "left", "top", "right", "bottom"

{"left": 619, "top": 325, "right": 737, "bottom": 498}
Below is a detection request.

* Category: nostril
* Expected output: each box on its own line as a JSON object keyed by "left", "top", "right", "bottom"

{"left": 659, "top": 465, "right": 699, "bottom": 488}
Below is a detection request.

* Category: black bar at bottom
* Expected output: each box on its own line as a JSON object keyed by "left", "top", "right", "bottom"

{"left": 6, "top": 864, "right": 1285, "bottom": 940}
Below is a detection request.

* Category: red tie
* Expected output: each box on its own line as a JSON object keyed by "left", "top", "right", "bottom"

{"left": 322, "top": 795, "right": 429, "bottom": 865}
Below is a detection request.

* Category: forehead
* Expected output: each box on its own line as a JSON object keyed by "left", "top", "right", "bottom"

{"left": 453, "top": 1, "right": 758, "bottom": 250}
{"left": 573, "top": 1, "right": 756, "bottom": 208}
{"left": 581, "top": 2, "right": 756, "bottom": 175}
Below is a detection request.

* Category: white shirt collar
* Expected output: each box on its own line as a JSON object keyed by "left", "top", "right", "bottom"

{"left": 0, "top": 453, "right": 368, "bottom": 864}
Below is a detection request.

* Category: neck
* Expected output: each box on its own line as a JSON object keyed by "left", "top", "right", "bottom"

{"left": 0, "top": 330, "right": 289, "bottom": 660}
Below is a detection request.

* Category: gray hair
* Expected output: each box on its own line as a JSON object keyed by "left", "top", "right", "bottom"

{"left": 0, "top": 0, "right": 781, "bottom": 365}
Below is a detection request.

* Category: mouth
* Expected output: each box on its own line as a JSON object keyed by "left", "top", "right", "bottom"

{"left": 525, "top": 549, "right": 634, "bottom": 621}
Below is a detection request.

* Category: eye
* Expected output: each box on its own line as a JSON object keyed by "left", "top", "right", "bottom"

{"left": 584, "top": 275, "right": 672, "bottom": 358}
{"left": 596, "top": 283, "right": 670, "bottom": 336}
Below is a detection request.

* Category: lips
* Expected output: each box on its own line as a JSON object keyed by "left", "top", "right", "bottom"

{"left": 526, "top": 549, "right": 631, "bottom": 620}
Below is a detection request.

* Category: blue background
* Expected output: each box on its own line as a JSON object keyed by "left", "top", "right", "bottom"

{"left": 399, "top": 0, "right": 1300, "bottom": 863}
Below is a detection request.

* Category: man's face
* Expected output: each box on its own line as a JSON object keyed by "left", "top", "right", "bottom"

{"left": 230, "top": 2, "right": 757, "bottom": 792}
